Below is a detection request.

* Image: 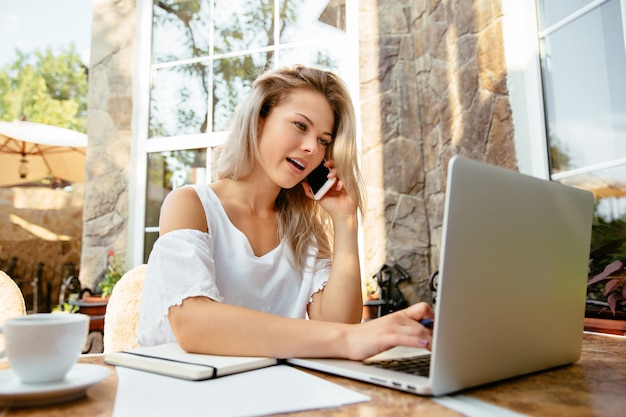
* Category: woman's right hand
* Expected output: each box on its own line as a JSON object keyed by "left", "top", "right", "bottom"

{"left": 343, "top": 302, "right": 434, "bottom": 361}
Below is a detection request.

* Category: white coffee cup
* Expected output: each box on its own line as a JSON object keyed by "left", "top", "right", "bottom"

{"left": 0, "top": 313, "right": 89, "bottom": 384}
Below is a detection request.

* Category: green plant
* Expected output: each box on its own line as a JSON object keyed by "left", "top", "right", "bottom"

{"left": 98, "top": 250, "right": 125, "bottom": 298}
{"left": 52, "top": 293, "right": 79, "bottom": 313}
{"left": 52, "top": 301, "right": 79, "bottom": 313}
{"left": 587, "top": 259, "right": 626, "bottom": 316}
{"left": 363, "top": 276, "right": 380, "bottom": 299}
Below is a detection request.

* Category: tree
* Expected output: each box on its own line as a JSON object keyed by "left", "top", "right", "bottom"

{"left": 0, "top": 44, "right": 88, "bottom": 132}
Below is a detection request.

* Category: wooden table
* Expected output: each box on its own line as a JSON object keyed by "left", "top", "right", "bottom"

{"left": 1, "top": 333, "right": 624, "bottom": 416}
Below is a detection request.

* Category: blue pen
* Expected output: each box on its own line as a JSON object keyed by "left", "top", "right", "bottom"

{"left": 419, "top": 318, "right": 434, "bottom": 329}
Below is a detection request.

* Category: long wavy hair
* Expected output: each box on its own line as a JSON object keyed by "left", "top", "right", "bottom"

{"left": 217, "top": 65, "right": 365, "bottom": 272}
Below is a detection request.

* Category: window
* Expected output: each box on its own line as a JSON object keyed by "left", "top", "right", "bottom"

{"left": 130, "top": 0, "right": 358, "bottom": 264}
{"left": 535, "top": 0, "right": 626, "bottom": 273}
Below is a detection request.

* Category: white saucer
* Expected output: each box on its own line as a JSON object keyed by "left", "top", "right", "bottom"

{"left": 0, "top": 363, "right": 111, "bottom": 407}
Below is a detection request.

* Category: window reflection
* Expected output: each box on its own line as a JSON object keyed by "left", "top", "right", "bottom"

{"left": 559, "top": 166, "right": 626, "bottom": 274}
{"left": 213, "top": 54, "right": 272, "bottom": 131}
{"left": 540, "top": 0, "right": 626, "bottom": 172}
{"left": 537, "top": 0, "right": 594, "bottom": 30}
{"left": 149, "top": 0, "right": 350, "bottom": 138}
{"left": 214, "top": 0, "right": 273, "bottom": 53}
{"left": 152, "top": 0, "right": 211, "bottom": 64}
{"left": 280, "top": 0, "right": 346, "bottom": 44}
{"left": 280, "top": 44, "right": 343, "bottom": 74}
{"left": 150, "top": 63, "right": 210, "bottom": 137}
{"left": 145, "top": 149, "right": 208, "bottom": 229}
{"left": 560, "top": 168, "right": 626, "bottom": 221}
{"left": 143, "top": 231, "right": 159, "bottom": 262}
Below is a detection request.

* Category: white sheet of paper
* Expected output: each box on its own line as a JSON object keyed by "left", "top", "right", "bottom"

{"left": 434, "top": 395, "right": 530, "bottom": 417}
{"left": 112, "top": 364, "right": 370, "bottom": 417}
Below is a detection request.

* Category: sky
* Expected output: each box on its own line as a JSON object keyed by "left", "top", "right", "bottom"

{"left": 0, "top": 0, "right": 93, "bottom": 67}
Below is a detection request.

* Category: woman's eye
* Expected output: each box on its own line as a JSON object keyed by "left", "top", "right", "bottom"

{"left": 318, "top": 138, "right": 330, "bottom": 147}
{"left": 294, "top": 121, "right": 307, "bottom": 131}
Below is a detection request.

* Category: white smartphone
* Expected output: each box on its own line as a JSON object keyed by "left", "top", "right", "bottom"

{"left": 306, "top": 160, "right": 337, "bottom": 200}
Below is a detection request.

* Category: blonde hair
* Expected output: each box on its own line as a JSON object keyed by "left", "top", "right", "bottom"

{"left": 218, "top": 65, "right": 365, "bottom": 271}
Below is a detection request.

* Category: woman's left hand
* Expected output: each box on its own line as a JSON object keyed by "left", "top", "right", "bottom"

{"left": 302, "top": 159, "right": 357, "bottom": 219}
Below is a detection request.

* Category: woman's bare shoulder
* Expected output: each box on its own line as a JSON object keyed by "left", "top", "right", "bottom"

{"left": 159, "top": 187, "right": 208, "bottom": 234}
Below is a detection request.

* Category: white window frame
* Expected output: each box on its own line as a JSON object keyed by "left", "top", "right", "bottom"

{"left": 128, "top": 0, "right": 360, "bottom": 266}
{"left": 501, "top": 0, "right": 550, "bottom": 179}
{"left": 538, "top": 0, "right": 626, "bottom": 182}
{"left": 503, "top": 0, "right": 626, "bottom": 182}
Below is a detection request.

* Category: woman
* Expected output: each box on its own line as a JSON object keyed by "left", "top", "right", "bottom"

{"left": 137, "top": 65, "right": 433, "bottom": 360}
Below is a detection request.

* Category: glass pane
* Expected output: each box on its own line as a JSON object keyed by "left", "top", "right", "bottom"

{"left": 144, "top": 231, "right": 159, "bottom": 263}
{"left": 540, "top": 0, "right": 626, "bottom": 173}
{"left": 537, "top": 0, "right": 596, "bottom": 31}
{"left": 149, "top": 63, "right": 210, "bottom": 138}
{"left": 280, "top": 0, "right": 346, "bottom": 44}
{"left": 214, "top": 0, "right": 273, "bottom": 54}
{"left": 152, "top": 0, "right": 211, "bottom": 64}
{"left": 144, "top": 149, "right": 208, "bottom": 228}
{"left": 559, "top": 165, "right": 626, "bottom": 276}
{"left": 212, "top": 53, "right": 272, "bottom": 131}
{"left": 280, "top": 43, "right": 347, "bottom": 75}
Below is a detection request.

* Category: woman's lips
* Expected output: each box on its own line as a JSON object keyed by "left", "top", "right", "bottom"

{"left": 286, "top": 157, "right": 306, "bottom": 171}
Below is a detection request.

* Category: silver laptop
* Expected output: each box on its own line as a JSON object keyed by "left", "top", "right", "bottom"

{"left": 290, "top": 156, "right": 595, "bottom": 396}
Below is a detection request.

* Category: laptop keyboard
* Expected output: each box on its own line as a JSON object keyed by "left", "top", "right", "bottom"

{"left": 364, "top": 355, "right": 431, "bottom": 377}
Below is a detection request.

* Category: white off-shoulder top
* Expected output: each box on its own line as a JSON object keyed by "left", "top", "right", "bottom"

{"left": 136, "top": 184, "right": 331, "bottom": 347}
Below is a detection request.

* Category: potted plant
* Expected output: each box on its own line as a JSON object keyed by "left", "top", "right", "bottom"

{"left": 362, "top": 275, "right": 382, "bottom": 321}
{"left": 77, "top": 250, "right": 126, "bottom": 332}
{"left": 52, "top": 297, "right": 79, "bottom": 314}
{"left": 98, "top": 250, "right": 126, "bottom": 298}
{"left": 585, "top": 259, "right": 626, "bottom": 335}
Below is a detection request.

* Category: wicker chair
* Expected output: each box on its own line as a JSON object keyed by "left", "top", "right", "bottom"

{"left": 103, "top": 264, "right": 147, "bottom": 353}
{"left": 0, "top": 270, "right": 26, "bottom": 350}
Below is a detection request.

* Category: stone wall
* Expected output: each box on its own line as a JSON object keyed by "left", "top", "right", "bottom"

{"left": 359, "top": 0, "right": 517, "bottom": 303}
{"left": 80, "top": 0, "right": 135, "bottom": 290}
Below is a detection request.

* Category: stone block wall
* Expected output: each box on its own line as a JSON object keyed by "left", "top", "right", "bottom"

{"left": 80, "top": 0, "right": 135, "bottom": 290}
{"left": 0, "top": 186, "right": 83, "bottom": 311}
{"left": 359, "top": 0, "right": 517, "bottom": 303}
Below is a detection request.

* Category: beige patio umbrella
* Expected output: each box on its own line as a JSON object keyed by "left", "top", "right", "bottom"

{"left": 0, "top": 121, "right": 87, "bottom": 187}
{"left": 560, "top": 174, "right": 626, "bottom": 199}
